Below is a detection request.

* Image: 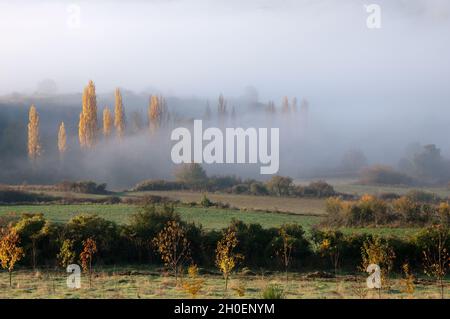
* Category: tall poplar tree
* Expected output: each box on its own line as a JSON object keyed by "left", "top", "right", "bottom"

{"left": 114, "top": 88, "right": 125, "bottom": 139}
{"left": 57, "top": 121, "right": 67, "bottom": 157}
{"left": 78, "top": 80, "right": 98, "bottom": 148}
{"left": 103, "top": 107, "right": 113, "bottom": 138}
{"left": 27, "top": 105, "right": 41, "bottom": 161}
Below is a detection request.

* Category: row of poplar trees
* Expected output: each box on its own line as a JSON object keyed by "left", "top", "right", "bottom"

{"left": 27, "top": 80, "right": 168, "bottom": 161}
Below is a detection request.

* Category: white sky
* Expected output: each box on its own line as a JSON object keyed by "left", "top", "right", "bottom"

{"left": 0, "top": 0, "right": 449, "bottom": 101}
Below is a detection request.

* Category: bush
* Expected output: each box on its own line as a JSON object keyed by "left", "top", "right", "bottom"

{"left": 57, "top": 181, "right": 108, "bottom": 194}
{"left": 266, "top": 176, "right": 293, "bottom": 196}
{"left": 132, "top": 179, "right": 185, "bottom": 191}
{"left": 207, "top": 175, "right": 241, "bottom": 192}
{"left": 200, "top": 195, "right": 213, "bottom": 208}
{"left": 174, "top": 163, "right": 208, "bottom": 190}
{"left": 231, "top": 184, "right": 249, "bottom": 194}
{"left": 261, "top": 284, "right": 285, "bottom": 299}
{"left": 293, "top": 181, "right": 335, "bottom": 198}
{"left": 359, "top": 165, "right": 413, "bottom": 185}
{"left": 249, "top": 182, "right": 269, "bottom": 195}
{"left": 405, "top": 190, "right": 439, "bottom": 203}
{"left": 62, "top": 214, "right": 120, "bottom": 263}
{"left": 0, "top": 190, "right": 56, "bottom": 204}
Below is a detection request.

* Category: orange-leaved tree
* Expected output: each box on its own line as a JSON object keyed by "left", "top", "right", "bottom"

{"left": 80, "top": 237, "right": 97, "bottom": 288}
{"left": 152, "top": 220, "right": 191, "bottom": 284}
{"left": 0, "top": 226, "right": 24, "bottom": 287}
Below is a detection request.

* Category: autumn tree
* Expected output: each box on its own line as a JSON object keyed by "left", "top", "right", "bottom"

{"left": 114, "top": 88, "right": 125, "bottom": 139}
{"left": 281, "top": 96, "right": 290, "bottom": 113}
{"left": 420, "top": 225, "right": 449, "bottom": 299}
{"left": 102, "top": 107, "right": 113, "bottom": 138}
{"left": 148, "top": 95, "right": 167, "bottom": 133}
{"left": 57, "top": 239, "right": 77, "bottom": 268}
{"left": 78, "top": 80, "right": 98, "bottom": 148}
{"left": 266, "top": 175, "right": 293, "bottom": 196}
{"left": 183, "top": 264, "right": 205, "bottom": 298}
{"left": 13, "top": 214, "right": 49, "bottom": 270}
{"left": 0, "top": 226, "right": 24, "bottom": 287}
{"left": 361, "top": 236, "right": 396, "bottom": 292}
{"left": 27, "top": 104, "right": 41, "bottom": 161}
{"left": 215, "top": 226, "right": 243, "bottom": 294}
{"left": 275, "top": 226, "right": 294, "bottom": 282}
{"left": 152, "top": 220, "right": 191, "bottom": 284}
{"left": 80, "top": 237, "right": 97, "bottom": 288}
{"left": 57, "top": 121, "right": 67, "bottom": 158}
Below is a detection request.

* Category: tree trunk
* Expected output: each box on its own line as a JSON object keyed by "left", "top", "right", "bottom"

{"left": 9, "top": 270, "right": 12, "bottom": 287}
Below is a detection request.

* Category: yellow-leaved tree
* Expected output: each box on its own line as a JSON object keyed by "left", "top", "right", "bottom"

{"left": 78, "top": 80, "right": 98, "bottom": 148}
{"left": 114, "top": 88, "right": 125, "bottom": 139}
{"left": 0, "top": 226, "right": 24, "bottom": 287}
{"left": 148, "top": 95, "right": 166, "bottom": 134}
{"left": 57, "top": 121, "right": 67, "bottom": 158}
{"left": 103, "top": 107, "right": 113, "bottom": 138}
{"left": 27, "top": 104, "right": 41, "bottom": 161}
{"left": 215, "top": 225, "right": 243, "bottom": 294}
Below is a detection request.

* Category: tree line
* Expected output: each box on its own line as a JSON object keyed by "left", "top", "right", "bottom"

{"left": 0, "top": 204, "right": 448, "bottom": 296}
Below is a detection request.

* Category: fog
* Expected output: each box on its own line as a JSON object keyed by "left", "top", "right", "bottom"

{"left": 1, "top": 0, "right": 450, "bottom": 188}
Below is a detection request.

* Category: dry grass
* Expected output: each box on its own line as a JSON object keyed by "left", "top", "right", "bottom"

{"left": 127, "top": 191, "right": 327, "bottom": 216}
{"left": 0, "top": 268, "right": 448, "bottom": 299}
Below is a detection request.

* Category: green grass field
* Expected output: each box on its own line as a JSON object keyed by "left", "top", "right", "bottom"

{"left": 0, "top": 204, "right": 321, "bottom": 231}
{"left": 0, "top": 203, "right": 422, "bottom": 238}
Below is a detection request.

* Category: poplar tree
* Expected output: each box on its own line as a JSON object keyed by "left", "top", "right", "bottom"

{"left": 148, "top": 95, "right": 162, "bottom": 133}
{"left": 57, "top": 122, "right": 67, "bottom": 157}
{"left": 27, "top": 104, "right": 41, "bottom": 161}
{"left": 78, "top": 80, "right": 98, "bottom": 148}
{"left": 114, "top": 88, "right": 125, "bottom": 139}
{"left": 103, "top": 107, "right": 113, "bottom": 138}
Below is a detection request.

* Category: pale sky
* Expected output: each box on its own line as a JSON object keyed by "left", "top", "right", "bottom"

{"left": 0, "top": 0, "right": 449, "bottom": 102}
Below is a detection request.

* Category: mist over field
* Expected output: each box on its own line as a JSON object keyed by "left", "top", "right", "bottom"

{"left": 1, "top": 0, "right": 450, "bottom": 188}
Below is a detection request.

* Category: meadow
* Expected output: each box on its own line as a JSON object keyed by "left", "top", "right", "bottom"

{"left": 0, "top": 202, "right": 421, "bottom": 238}
{"left": 0, "top": 267, "right": 447, "bottom": 299}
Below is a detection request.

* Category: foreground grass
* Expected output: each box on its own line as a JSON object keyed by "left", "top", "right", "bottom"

{"left": 0, "top": 267, "right": 447, "bottom": 299}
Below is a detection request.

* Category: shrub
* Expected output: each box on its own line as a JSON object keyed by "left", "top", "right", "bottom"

{"left": 261, "top": 284, "right": 285, "bottom": 299}
{"left": 249, "top": 182, "right": 268, "bottom": 195}
{"left": 266, "top": 176, "right": 293, "bottom": 196}
{"left": 0, "top": 190, "right": 56, "bottom": 204}
{"left": 294, "top": 181, "right": 336, "bottom": 198}
{"left": 132, "top": 179, "right": 185, "bottom": 191}
{"left": 62, "top": 215, "right": 119, "bottom": 263}
{"left": 231, "top": 184, "right": 249, "bottom": 194}
{"left": 200, "top": 195, "right": 213, "bottom": 208}
{"left": 57, "top": 181, "right": 108, "bottom": 194}
{"left": 405, "top": 190, "right": 439, "bottom": 203}
{"left": 359, "top": 165, "right": 413, "bottom": 185}
{"left": 174, "top": 163, "right": 208, "bottom": 190}
{"left": 207, "top": 175, "right": 241, "bottom": 192}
